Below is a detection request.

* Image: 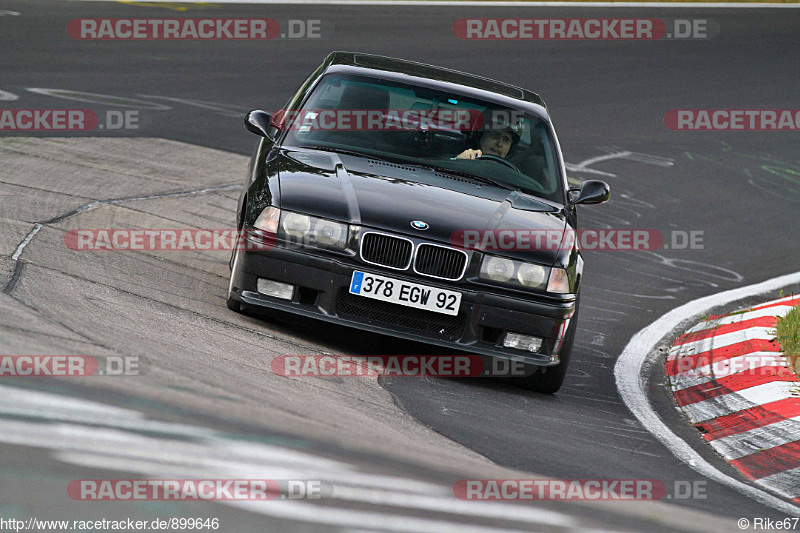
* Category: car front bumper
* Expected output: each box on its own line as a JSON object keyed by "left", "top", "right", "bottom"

{"left": 229, "top": 244, "right": 576, "bottom": 367}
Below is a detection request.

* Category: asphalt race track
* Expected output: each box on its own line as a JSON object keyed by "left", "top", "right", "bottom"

{"left": 1, "top": 1, "right": 799, "bottom": 531}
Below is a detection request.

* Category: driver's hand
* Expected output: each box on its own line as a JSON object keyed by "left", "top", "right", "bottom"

{"left": 455, "top": 149, "right": 482, "bottom": 160}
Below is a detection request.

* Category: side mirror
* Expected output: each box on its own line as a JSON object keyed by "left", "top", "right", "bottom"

{"left": 244, "top": 110, "right": 276, "bottom": 141}
{"left": 570, "top": 180, "right": 610, "bottom": 205}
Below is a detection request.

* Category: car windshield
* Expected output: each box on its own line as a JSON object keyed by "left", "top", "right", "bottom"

{"left": 280, "top": 74, "right": 565, "bottom": 204}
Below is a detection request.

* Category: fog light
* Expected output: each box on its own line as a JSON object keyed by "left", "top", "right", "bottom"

{"left": 257, "top": 278, "right": 294, "bottom": 300}
{"left": 502, "top": 332, "right": 543, "bottom": 353}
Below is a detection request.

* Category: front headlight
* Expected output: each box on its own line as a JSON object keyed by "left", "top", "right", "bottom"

{"left": 480, "top": 256, "right": 515, "bottom": 283}
{"left": 313, "top": 218, "right": 346, "bottom": 247}
{"left": 279, "top": 211, "right": 349, "bottom": 251}
{"left": 479, "top": 255, "right": 550, "bottom": 291}
{"left": 517, "top": 262, "right": 547, "bottom": 287}
{"left": 282, "top": 212, "right": 311, "bottom": 238}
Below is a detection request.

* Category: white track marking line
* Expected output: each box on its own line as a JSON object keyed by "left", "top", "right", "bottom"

{"left": 668, "top": 327, "right": 776, "bottom": 359}
{"left": 564, "top": 149, "right": 673, "bottom": 178}
{"left": 7, "top": 184, "right": 238, "bottom": 264}
{"left": 680, "top": 381, "right": 799, "bottom": 423}
{"left": 138, "top": 95, "right": 249, "bottom": 117}
{"left": 225, "top": 499, "right": 548, "bottom": 533}
{"left": 669, "top": 353, "right": 788, "bottom": 391}
{"left": 11, "top": 224, "right": 43, "bottom": 261}
{"left": 26, "top": 88, "right": 172, "bottom": 110}
{"left": 755, "top": 467, "right": 800, "bottom": 500}
{"left": 709, "top": 416, "right": 800, "bottom": 460}
{"left": 751, "top": 294, "right": 800, "bottom": 308}
{"left": 60, "top": 446, "right": 575, "bottom": 531}
{"left": 684, "top": 305, "right": 793, "bottom": 334}
{"left": 0, "top": 385, "right": 580, "bottom": 531}
{"left": 614, "top": 270, "right": 800, "bottom": 515}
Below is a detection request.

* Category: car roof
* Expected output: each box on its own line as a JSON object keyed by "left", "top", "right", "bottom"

{"left": 323, "top": 51, "right": 547, "bottom": 110}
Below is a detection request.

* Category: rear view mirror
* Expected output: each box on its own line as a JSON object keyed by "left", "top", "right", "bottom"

{"left": 570, "top": 180, "right": 610, "bottom": 205}
{"left": 244, "top": 110, "right": 276, "bottom": 141}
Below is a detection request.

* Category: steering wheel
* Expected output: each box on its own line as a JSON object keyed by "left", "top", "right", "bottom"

{"left": 478, "top": 155, "right": 548, "bottom": 194}
{"left": 521, "top": 177, "right": 547, "bottom": 194}
{"left": 477, "top": 154, "right": 521, "bottom": 173}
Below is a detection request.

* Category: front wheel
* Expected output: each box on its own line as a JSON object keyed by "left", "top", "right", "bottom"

{"left": 226, "top": 248, "right": 243, "bottom": 313}
{"left": 226, "top": 294, "right": 242, "bottom": 312}
{"left": 515, "top": 300, "right": 579, "bottom": 394}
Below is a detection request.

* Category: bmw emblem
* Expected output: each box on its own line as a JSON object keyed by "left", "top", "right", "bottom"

{"left": 410, "top": 220, "right": 429, "bottom": 231}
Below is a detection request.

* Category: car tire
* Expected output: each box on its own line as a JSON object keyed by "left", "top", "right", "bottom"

{"left": 226, "top": 294, "right": 242, "bottom": 313}
{"left": 516, "top": 299, "right": 579, "bottom": 394}
{"left": 227, "top": 248, "right": 243, "bottom": 313}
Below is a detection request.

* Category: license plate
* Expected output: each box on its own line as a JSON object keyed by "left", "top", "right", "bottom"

{"left": 349, "top": 271, "right": 461, "bottom": 316}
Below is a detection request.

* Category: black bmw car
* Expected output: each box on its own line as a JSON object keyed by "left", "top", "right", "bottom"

{"left": 227, "top": 51, "right": 610, "bottom": 393}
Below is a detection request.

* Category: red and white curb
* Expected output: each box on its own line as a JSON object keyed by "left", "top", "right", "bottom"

{"left": 666, "top": 294, "right": 800, "bottom": 503}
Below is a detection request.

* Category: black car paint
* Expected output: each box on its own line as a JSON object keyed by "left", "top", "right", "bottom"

{"left": 229, "top": 52, "right": 609, "bottom": 392}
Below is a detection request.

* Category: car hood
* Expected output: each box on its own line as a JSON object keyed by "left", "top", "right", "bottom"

{"left": 274, "top": 148, "right": 567, "bottom": 265}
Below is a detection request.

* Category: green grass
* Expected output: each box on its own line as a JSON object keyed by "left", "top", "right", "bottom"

{"left": 776, "top": 305, "right": 800, "bottom": 378}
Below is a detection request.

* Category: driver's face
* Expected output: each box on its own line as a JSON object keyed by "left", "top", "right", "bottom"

{"left": 480, "top": 130, "right": 513, "bottom": 158}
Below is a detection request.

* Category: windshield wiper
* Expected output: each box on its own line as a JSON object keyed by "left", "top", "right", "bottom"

{"left": 298, "top": 146, "right": 523, "bottom": 193}
{"left": 427, "top": 165, "right": 522, "bottom": 192}
{"left": 299, "top": 145, "right": 376, "bottom": 159}
{"left": 300, "top": 145, "right": 411, "bottom": 166}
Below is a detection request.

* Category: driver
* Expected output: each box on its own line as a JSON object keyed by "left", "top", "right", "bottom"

{"left": 455, "top": 111, "right": 521, "bottom": 160}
